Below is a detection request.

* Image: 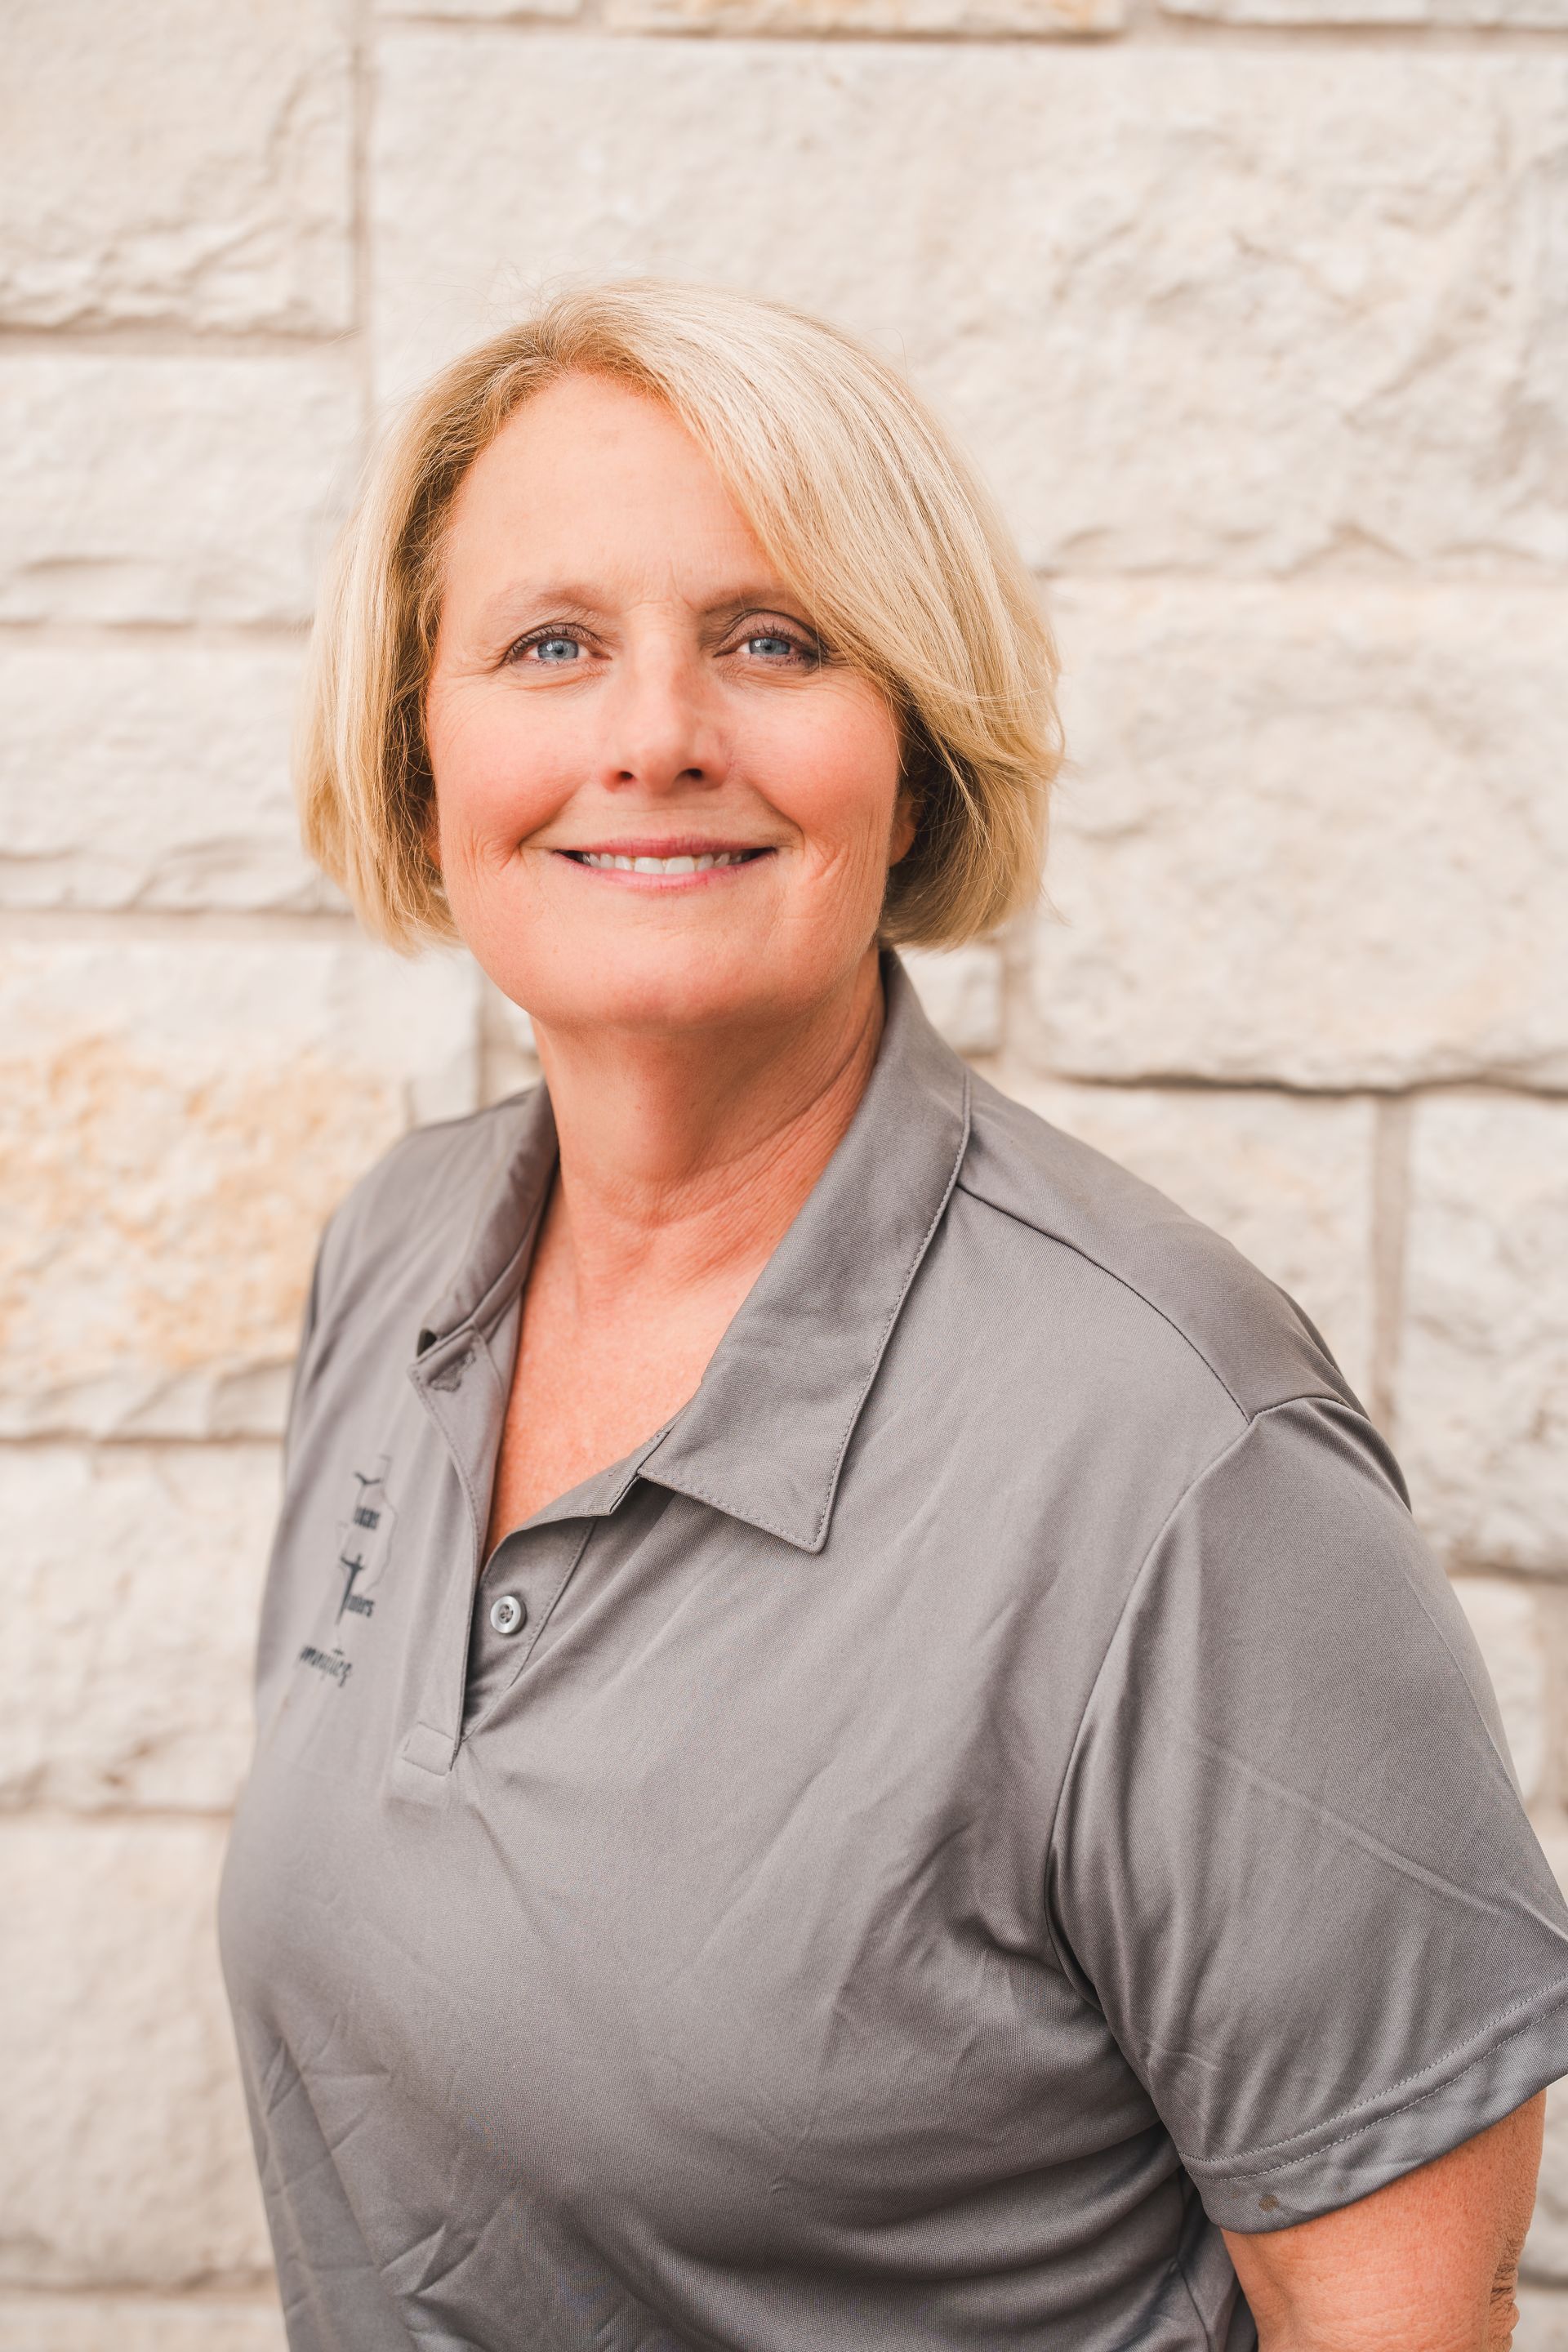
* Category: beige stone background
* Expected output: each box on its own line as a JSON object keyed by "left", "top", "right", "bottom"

{"left": 2, "top": 0, "right": 1566, "bottom": 2341}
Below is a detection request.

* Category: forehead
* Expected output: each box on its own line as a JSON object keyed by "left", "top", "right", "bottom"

{"left": 440, "top": 372, "right": 768, "bottom": 597}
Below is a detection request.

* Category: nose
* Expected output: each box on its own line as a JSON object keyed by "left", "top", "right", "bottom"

{"left": 593, "top": 636, "right": 728, "bottom": 799}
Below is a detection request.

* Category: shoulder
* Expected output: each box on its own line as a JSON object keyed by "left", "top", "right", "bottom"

{"left": 953, "top": 1072, "right": 1362, "bottom": 1430}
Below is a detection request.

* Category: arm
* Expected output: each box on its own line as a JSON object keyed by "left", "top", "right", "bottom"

{"left": 1223, "top": 2095, "right": 1545, "bottom": 2352}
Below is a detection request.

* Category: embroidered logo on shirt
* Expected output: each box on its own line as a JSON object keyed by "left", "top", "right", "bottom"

{"left": 297, "top": 1643, "right": 353, "bottom": 1687}
{"left": 334, "top": 1454, "right": 398, "bottom": 1623}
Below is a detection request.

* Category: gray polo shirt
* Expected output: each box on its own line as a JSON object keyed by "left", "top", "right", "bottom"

{"left": 220, "top": 954, "right": 1568, "bottom": 2352}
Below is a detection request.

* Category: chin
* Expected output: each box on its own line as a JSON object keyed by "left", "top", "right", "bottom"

{"left": 496, "top": 937, "right": 831, "bottom": 1041}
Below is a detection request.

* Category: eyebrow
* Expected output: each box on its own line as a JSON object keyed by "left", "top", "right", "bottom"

{"left": 470, "top": 581, "right": 813, "bottom": 635}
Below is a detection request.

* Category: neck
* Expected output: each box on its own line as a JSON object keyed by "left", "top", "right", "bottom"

{"left": 530, "top": 949, "right": 887, "bottom": 1316}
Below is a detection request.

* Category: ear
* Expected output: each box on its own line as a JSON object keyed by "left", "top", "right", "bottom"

{"left": 891, "top": 706, "right": 929, "bottom": 870}
{"left": 888, "top": 784, "right": 920, "bottom": 870}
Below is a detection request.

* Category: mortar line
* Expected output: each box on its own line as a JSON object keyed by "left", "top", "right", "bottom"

{"left": 1536, "top": 1587, "right": 1568, "bottom": 1817}
{"left": 0, "top": 1432, "right": 283, "bottom": 1454}
{"left": 1, "top": 1805, "right": 238, "bottom": 1829}
{"left": 353, "top": 0, "right": 376, "bottom": 430}
{"left": 0, "top": 325, "right": 354, "bottom": 359}
{"left": 375, "top": 9, "right": 1568, "bottom": 38}
{"left": 1036, "top": 568, "right": 1568, "bottom": 595}
{"left": 970, "top": 1067, "right": 1568, "bottom": 1103}
{"left": 1368, "top": 1091, "right": 1414, "bottom": 1438}
{"left": 0, "top": 617, "right": 310, "bottom": 648}
{"left": 0, "top": 906, "right": 364, "bottom": 942}
{"left": 0, "top": 2283, "right": 281, "bottom": 2306}
{"left": 988, "top": 913, "right": 1034, "bottom": 1069}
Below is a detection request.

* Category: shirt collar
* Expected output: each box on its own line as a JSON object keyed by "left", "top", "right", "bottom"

{"left": 645, "top": 954, "right": 970, "bottom": 1552}
{"left": 414, "top": 951, "right": 971, "bottom": 1555}
{"left": 412, "top": 1094, "right": 558, "bottom": 1361}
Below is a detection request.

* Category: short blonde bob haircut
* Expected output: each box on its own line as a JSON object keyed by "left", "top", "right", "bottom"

{"left": 298, "top": 279, "right": 1062, "bottom": 952}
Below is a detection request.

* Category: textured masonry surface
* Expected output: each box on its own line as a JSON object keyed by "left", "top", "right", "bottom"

{"left": 2, "top": 0, "right": 1566, "bottom": 2336}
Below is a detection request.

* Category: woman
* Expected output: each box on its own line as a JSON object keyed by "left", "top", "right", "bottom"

{"left": 221, "top": 282, "right": 1566, "bottom": 2351}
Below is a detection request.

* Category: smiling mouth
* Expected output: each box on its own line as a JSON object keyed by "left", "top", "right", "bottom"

{"left": 561, "top": 848, "right": 771, "bottom": 875}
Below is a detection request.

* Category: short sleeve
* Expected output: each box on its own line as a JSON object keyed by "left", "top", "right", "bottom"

{"left": 1048, "top": 1394, "right": 1568, "bottom": 2234}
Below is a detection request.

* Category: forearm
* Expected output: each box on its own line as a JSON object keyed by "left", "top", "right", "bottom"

{"left": 1248, "top": 2270, "right": 1517, "bottom": 2352}
{"left": 1226, "top": 2096, "right": 1544, "bottom": 2352}
{"left": 1246, "top": 2278, "right": 1498, "bottom": 2352}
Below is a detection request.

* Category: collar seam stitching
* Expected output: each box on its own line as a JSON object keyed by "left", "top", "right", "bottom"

{"left": 639, "top": 1475, "right": 818, "bottom": 1551}
{"left": 415, "top": 1090, "right": 550, "bottom": 1350}
{"left": 952, "top": 1169, "right": 1252, "bottom": 1421}
{"left": 1041, "top": 1396, "right": 1294, "bottom": 1991}
{"left": 804, "top": 1065, "right": 974, "bottom": 1547}
{"left": 1184, "top": 1971, "right": 1568, "bottom": 2183}
{"left": 644, "top": 1069, "right": 973, "bottom": 1553}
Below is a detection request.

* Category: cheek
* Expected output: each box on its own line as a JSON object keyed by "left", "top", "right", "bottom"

{"left": 755, "top": 691, "right": 903, "bottom": 868}
{"left": 427, "top": 690, "right": 571, "bottom": 862}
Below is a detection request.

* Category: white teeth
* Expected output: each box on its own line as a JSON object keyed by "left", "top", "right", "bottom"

{"left": 575, "top": 849, "right": 755, "bottom": 873}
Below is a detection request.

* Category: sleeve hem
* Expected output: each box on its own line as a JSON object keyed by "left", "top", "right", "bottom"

{"left": 1187, "top": 1974, "right": 1568, "bottom": 2234}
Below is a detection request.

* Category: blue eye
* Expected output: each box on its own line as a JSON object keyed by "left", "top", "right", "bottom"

{"left": 532, "top": 635, "right": 581, "bottom": 664}
{"left": 747, "top": 634, "right": 797, "bottom": 659}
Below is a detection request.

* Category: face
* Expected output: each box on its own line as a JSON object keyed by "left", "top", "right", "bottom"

{"left": 424, "top": 372, "right": 914, "bottom": 1040}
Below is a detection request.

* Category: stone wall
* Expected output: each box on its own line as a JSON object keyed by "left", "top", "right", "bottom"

{"left": 2, "top": 0, "right": 1566, "bottom": 2341}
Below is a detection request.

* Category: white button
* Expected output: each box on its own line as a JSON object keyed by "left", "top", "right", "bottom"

{"left": 489, "top": 1593, "right": 525, "bottom": 1637}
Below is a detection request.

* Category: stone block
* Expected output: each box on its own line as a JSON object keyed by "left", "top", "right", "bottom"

{"left": 0, "top": 358, "right": 359, "bottom": 625}
{"left": 371, "top": 38, "right": 1568, "bottom": 575}
{"left": 0, "top": 639, "right": 324, "bottom": 912}
{"left": 0, "top": 1820, "right": 270, "bottom": 2289}
{"left": 1534, "top": 1815, "right": 1568, "bottom": 1910}
{"left": 0, "top": 1445, "right": 279, "bottom": 1813}
{"left": 480, "top": 982, "right": 541, "bottom": 1107}
{"left": 1396, "top": 1096, "right": 1568, "bottom": 1575}
{"left": 902, "top": 945, "right": 1004, "bottom": 1057}
{"left": 994, "top": 1078, "right": 1376, "bottom": 1402}
{"left": 0, "top": 934, "right": 481, "bottom": 1439}
{"left": 609, "top": 0, "right": 1118, "bottom": 32}
{"left": 1450, "top": 1576, "right": 1548, "bottom": 1805}
{"left": 0, "top": 2297, "right": 285, "bottom": 2352}
{"left": 1518, "top": 2285, "right": 1568, "bottom": 2350}
{"left": 1031, "top": 581, "right": 1568, "bottom": 1088}
{"left": 0, "top": 0, "right": 351, "bottom": 332}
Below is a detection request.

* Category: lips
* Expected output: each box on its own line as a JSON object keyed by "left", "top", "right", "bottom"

{"left": 565, "top": 848, "right": 767, "bottom": 875}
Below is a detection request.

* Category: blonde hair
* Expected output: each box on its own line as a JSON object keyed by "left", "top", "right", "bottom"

{"left": 297, "top": 280, "right": 1062, "bottom": 951}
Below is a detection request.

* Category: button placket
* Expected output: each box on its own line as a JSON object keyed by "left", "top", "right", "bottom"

{"left": 464, "top": 1520, "right": 595, "bottom": 1728}
{"left": 403, "top": 1317, "right": 514, "bottom": 1772}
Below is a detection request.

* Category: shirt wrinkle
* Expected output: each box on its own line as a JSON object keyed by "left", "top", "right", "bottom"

{"left": 381, "top": 2216, "right": 488, "bottom": 2302}
{"left": 1040, "top": 1405, "right": 1277, "bottom": 1980}
{"left": 1156, "top": 1716, "right": 1503, "bottom": 1921}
